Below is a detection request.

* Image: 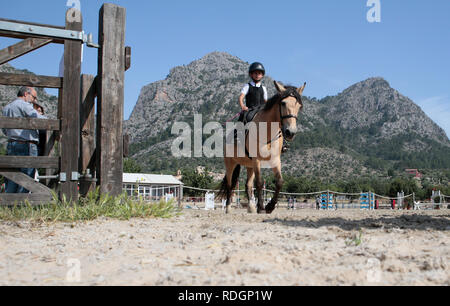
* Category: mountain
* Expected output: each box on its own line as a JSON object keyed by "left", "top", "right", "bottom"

{"left": 4, "top": 53, "right": 448, "bottom": 181}
{"left": 0, "top": 63, "right": 58, "bottom": 147}
{"left": 126, "top": 52, "right": 277, "bottom": 143}
{"left": 124, "top": 52, "right": 450, "bottom": 180}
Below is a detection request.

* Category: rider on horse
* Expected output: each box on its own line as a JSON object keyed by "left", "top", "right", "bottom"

{"left": 238, "top": 62, "right": 288, "bottom": 153}
{"left": 239, "top": 62, "right": 268, "bottom": 115}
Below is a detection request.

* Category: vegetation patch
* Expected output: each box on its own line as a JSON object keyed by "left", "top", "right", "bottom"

{"left": 0, "top": 188, "right": 180, "bottom": 223}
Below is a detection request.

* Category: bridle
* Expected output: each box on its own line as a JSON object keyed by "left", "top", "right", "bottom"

{"left": 265, "top": 88, "right": 303, "bottom": 145}
{"left": 243, "top": 87, "right": 304, "bottom": 156}
{"left": 279, "top": 87, "right": 303, "bottom": 122}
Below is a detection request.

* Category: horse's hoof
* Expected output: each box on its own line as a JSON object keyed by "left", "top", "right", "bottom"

{"left": 225, "top": 206, "right": 232, "bottom": 214}
{"left": 248, "top": 206, "right": 257, "bottom": 214}
{"left": 257, "top": 208, "right": 266, "bottom": 214}
{"left": 265, "top": 201, "right": 276, "bottom": 214}
{"left": 265, "top": 208, "right": 275, "bottom": 214}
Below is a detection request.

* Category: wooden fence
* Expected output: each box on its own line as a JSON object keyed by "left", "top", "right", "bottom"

{"left": 0, "top": 4, "right": 129, "bottom": 205}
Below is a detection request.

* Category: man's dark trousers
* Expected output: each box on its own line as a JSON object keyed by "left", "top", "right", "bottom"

{"left": 5, "top": 142, "right": 38, "bottom": 194}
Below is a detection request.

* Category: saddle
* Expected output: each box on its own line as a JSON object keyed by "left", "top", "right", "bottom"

{"left": 234, "top": 106, "right": 265, "bottom": 158}
{"left": 239, "top": 105, "right": 264, "bottom": 124}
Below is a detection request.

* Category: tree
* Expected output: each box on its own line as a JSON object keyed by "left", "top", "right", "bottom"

{"left": 180, "top": 168, "right": 214, "bottom": 196}
{"left": 123, "top": 158, "right": 142, "bottom": 173}
{"left": 388, "top": 178, "right": 418, "bottom": 197}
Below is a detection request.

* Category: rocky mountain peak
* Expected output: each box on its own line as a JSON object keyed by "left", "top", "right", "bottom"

{"left": 167, "top": 51, "right": 248, "bottom": 84}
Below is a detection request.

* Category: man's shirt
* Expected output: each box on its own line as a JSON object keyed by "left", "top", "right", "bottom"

{"left": 2, "top": 98, "right": 46, "bottom": 142}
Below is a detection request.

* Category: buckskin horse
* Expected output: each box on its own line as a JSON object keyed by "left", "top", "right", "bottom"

{"left": 218, "top": 81, "right": 306, "bottom": 214}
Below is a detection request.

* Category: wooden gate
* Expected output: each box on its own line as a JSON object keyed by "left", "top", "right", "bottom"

{"left": 0, "top": 4, "right": 129, "bottom": 206}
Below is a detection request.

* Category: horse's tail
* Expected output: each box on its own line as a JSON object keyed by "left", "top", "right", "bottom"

{"left": 217, "top": 165, "right": 241, "bottom": 200}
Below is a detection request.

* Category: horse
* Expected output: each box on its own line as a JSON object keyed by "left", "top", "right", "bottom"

{"left": 218, "top": 81, "right": 306, "bottom": 214}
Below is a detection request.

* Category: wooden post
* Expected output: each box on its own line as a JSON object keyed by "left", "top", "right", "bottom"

{"left": 79, "top": 74, "right": 97, "bottom": 196}
{"left": 60, "top": 8, "right": 82, "bottom": 202}
{"left": 97, "top": 4, "right": 126, "bottom": 196}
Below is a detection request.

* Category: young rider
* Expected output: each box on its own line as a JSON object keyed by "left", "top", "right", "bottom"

{"left": 239, "top": 62, "right": 268, "bottom": 114}
{"left": 238, "top": 62, "right": 288, "bottom": 153}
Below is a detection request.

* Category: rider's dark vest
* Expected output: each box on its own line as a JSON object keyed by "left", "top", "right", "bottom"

{"left": 245, "top": 83, "right": 265, "bottom": 109}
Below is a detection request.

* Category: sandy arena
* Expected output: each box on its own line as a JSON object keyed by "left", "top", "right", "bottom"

{"left": 0, "top": 208, "right": 449, "bottom": 286}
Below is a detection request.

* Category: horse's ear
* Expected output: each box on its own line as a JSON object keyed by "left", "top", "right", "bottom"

{"left": 274, "top": 81, "right": 286, "bottom": 93}
{"left": 297, "top": 82, "right": 307, "bottom": 95}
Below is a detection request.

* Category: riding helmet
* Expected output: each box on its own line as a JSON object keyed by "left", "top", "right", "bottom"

{"left": 249, "top": 62, "right": 266, "bottom": 75}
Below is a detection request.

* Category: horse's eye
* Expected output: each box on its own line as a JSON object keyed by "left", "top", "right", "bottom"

{"left": 281, "top": 101, "right": 287, "bottom": 106}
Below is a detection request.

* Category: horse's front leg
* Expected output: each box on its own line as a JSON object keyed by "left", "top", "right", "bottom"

{"left": 266, "top": 163, "right": 283, "bottom": 214}
{"left": 246, "top": 167, "right": 257, "bottom": 214}
{"left": 253, "top": 160, "right": 265, "bottom": 214}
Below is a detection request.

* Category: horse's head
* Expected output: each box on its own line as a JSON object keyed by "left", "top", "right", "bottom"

{"left": 274, "top": 81, "right": 306, "bottom": 142}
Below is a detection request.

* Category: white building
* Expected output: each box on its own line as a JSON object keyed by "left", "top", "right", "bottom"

{"left": 122, "top": 173, "right": 183, "bottom": 203}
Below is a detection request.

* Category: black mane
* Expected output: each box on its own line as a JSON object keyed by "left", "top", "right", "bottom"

{"left": 264, "top": 86, "right": 302, "bottom": 111}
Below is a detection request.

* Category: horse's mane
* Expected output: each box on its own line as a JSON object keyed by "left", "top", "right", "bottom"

{"left": 264, "top": 86, "right": 303, "bottom": 111}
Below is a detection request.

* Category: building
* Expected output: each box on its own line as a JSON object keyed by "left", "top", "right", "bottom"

{"left": 123, "top": 173, "right": 183, "bottom": 203}
{"left": 405, "top": 169, "right": 422, "bottom": 179}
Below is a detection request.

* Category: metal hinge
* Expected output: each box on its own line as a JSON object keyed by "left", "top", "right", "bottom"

{"left": 0, "top": 20, "right": 100, "bottom": 48}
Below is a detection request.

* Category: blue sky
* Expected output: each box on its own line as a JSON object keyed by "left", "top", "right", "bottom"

{"left": 1, "top": 0, "right": 449, "bottom": 138}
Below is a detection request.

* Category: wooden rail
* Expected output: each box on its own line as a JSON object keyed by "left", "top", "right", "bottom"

{"left": 0, "top": 117, "right": 60, "bottom": 131}
{"left": 0, "top": 72, "right": 63, "bottom": 89}
{"left": 0, "top": 38, "right": 53, "bottom": 65}
{"left": 0, "top": 157, "right": 60, "bottom": 169}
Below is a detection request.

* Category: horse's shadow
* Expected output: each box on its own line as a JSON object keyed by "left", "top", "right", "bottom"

{"left": 263, "top": 214, "right": 450, "bottom": 231}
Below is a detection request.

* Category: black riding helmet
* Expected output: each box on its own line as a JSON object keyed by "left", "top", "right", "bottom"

{"left": 249, "top": 62, "right": 266, "bottom": 75}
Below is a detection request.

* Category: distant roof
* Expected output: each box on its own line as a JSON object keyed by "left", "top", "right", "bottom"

{"left": 123, "top": 173, "right": 183, "bottom": 185}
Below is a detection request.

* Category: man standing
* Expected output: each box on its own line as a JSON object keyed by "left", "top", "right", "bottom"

{"left": 2, "top": 87, "right": 46, "bottom": 193}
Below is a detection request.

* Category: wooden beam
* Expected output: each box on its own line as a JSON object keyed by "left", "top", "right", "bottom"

{"left": 0, "top": 157, "right": 59, "bottom": 169}
{"left": 0, "top": 170, "right": 53, "bottom": 194}
{"left": 97, "top": 4, "right": 126, "bottom": 196}
{"left": 60, "top": 8, "right": 82, "bottom": 202}
{"left": 79, "top": 74, "right": 97, "bottom": 196}
{"left": 0, "top": 72, "right": 63, "bottom": 88}
{"left": 0, "top": 117, "right": 60, "bottom": 131}
{"left": 0, "top": 194, "right": 53, "bottom": 206}
{"left": 0, "top": 38, "right": 52, "bottom": 65}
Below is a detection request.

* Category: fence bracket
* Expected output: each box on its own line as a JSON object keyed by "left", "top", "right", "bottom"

{"left": 0, "top": 20, "right": 99, "bottom": 48}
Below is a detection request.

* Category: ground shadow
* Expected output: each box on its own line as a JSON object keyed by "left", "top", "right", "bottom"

{"left": 263, "top": 214, "right": 450, "bottom": 231}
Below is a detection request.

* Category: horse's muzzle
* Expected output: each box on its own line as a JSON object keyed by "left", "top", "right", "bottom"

{"left": 282, "top": 126, "right": 297, "bottom": 141}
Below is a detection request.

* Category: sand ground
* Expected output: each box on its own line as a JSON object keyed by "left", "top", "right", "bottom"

{"left": 0, "top": 208, "right": 449, "bottom": 286}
